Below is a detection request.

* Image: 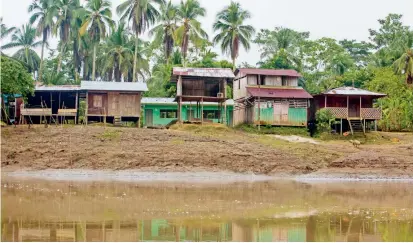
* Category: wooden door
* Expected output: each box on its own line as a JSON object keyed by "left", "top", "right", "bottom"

{"left": 274, "top": 102, "right": 289, "bottom": 123}
{"left": 145, "top": 109, "right": 153, "bottom": 126}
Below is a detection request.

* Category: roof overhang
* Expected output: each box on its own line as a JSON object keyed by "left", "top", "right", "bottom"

{"left": 80, "top": 81, "right": 148, "bottom": 92}
{"left": 246, "top": 86, "right": 313, "bottom": 99}
{"left": 235, "top": 68, "right": 302, "bottom": 77}
{"left": 171, "top": 67, "right": 235, "bottom": 82}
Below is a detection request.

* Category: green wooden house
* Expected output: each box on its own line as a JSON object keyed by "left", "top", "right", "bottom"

{"left": 141, "top": 97, "right": 234, "bottom": 127}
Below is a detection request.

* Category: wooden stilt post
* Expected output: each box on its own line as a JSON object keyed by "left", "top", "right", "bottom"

{"left": 58, "top": 92, "right": 61, "bottom": 124}
{"left": 374, "top": 120, "right": 377, "bottom": 131}
{"left": 178, "top": 96, "right": 182, "bottom": 122}
{"left": 340, "top": 118, "right": 343, "bottom": 135}
{"left": 201, "top": 98, "right": 204, "bottom": 125}
{"left": 258, "top": 75, "right": 261, "bottom": 131}
{"left": 85, "top": 92, "right": 88, "bottom": 125}
{"left": 75, "top": 92, "right": 78, "bottom": 124}
{"left": 50, "top": 92, "right": 53, "bottom": 125}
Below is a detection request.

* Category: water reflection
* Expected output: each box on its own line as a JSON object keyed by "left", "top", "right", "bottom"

{"left": 2, "top": 179, "right": 413, "bottom": 242}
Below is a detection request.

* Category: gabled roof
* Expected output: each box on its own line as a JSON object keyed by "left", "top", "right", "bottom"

{"left": 142, "top": 97, "right": 234, "bottom": 106}
{"left": 235, "top": 68, "right": 302, "bottom": 77}
{"left": 247, "top": 86, "right": 313, "bottom": 99}
{"left": 80, "top": 81, "right": 148, "bottom": 92}
{"left": 320, "top": 87, "right": 386, "bottom": 97}
{"left": 35, "top": 85, "right": 80, "bottom": 92}
{"left": 171, "top": 67, "right": 235, "bottom": 81}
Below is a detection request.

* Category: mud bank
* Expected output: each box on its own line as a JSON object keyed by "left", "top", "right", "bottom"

{"left": 1, "top": 126, "right": 413, "bottom": 178}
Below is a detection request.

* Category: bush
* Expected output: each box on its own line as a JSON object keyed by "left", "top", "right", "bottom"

{"left": 315, "top": 109, "right": 336, "bottom": 133}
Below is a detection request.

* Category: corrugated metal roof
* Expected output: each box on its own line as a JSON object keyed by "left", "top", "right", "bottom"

{"left": 322, "top": 87, "right": 386, "bottom": 97}
{"left": 247, "top": 87, "right": 313, "bottom": 99}
{"left": 172, "top": 67, "right": 235, "bottom": 78}
{"left": 236, "top": 68, "right": 301, "bottom": 77}
{"left": 81, "top": 81, "right": 148, "bottom": 92}
{"left": 142, "top": 97, "right": 234, "bottom": 106}
{"left": 35, "top": 85, "right": 80, "bottom": 91}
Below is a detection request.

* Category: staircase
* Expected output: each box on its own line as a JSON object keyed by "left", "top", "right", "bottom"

{"left": 113, "top": 116, "right": 122, "bottom": 126}
{"left": 348, "top": 119, "right": 365, "bottom": 135}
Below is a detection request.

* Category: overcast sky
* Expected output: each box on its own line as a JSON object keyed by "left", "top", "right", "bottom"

{"left": 1, "top": 0, "right": 413, "bottom": 65}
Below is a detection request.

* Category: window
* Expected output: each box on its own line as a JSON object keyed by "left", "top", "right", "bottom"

{"left": 281, "top": 77, "right": 288, "bottom": 86}
{"left": 203, "top": 110, "right": 220, "bottom": 119}
{"left": 160, "top": 109, "right": 177, "bottom": 118}
{"left": 93, "top": 95, "right": 103, "bottom": 107}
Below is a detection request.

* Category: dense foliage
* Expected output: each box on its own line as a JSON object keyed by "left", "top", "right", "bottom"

{"left": 1, "top": 1, "right": 412, "bottom": 130}
{"left": 0, "top": 55, "right": 35, "bottom": 97}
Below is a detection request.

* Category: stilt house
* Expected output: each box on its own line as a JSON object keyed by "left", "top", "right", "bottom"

{"left": 313, "top": 87, "right": 386, "bottom": 134}
{"left": 233, "top": 68, "right": 313, "bottom": 127}
{"left": 171, "top": 67, "right": 235, "bottom": 124}
{"left": 82, "top": 81, "right": 147, "bottom": 125}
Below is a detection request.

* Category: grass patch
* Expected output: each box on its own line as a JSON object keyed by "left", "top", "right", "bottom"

{"left": 318, "top": 131, "right": 393, "bottom": 144}
{"left": 170, "top": 138, "right": 185, "bottom": 145}
{"left": 236, "top": 124, "right": 309, "bottom": 137}
{"left": 170, "top": 123, "right": 232, "bottom": 135}
{"left": 99, "top": 129, "right": 122, "bottom": 140}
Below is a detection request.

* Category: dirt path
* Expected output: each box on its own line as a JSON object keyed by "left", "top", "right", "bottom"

{"left": 1, "top": 125, "right": 413, "bottom": 178}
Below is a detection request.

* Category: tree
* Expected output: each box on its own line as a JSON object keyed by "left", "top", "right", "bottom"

{"left": 254, "top": 27, "right": 309, "bottom": 70}
{"left": 79, "top": 0, "right": 115, "bottom": 81}
{"left": 393, "top": 49, "right": 413, "bottom": 84}
{"left": 104, "top": 22, "right": 133, "bottom": 82}
{"left": 117, "top": 0, "right": 163, "bottom": 82}
{"left": 149, "top": 0, "right": 178, "bottom": 64}
{"left": 339, "top": 39, "right": 373, "bottom": 67}
{"left": 2, "top": 24, "right": 42, "bottom": 74}
{"left": 176, "top": 0, "right": 208, "bottom": 66}
{"left": 0, "top": 17, "right": 16, "bottom": 40}
{"left": 54, "top": 0, "right": 81, "bottom": 72}
{"left": 212, "top": 1, "right": 255, "bottom": 71}
{"left": 28, "top": 0, "right": 56, "bottom": 82}
{"left": 1, "top": 55, "right": 35, "bottom": 97}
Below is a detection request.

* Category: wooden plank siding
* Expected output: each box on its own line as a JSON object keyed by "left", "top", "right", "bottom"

{"left": 87, "top": 92, "right": 141, "bottom": 117}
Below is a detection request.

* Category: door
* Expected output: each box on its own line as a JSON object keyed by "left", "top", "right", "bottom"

{"left": 274, "top": 102, "right": 289, "bottom": 124}
{"left": 187, "top": 109, "right": 195, "bottom": 121}
{"left": 227, "top": 110, "right": 233, "bottom": 127}
{"left": 145, "top": 109, "right": 153, "bottom": 126}
{"left": 348, "top": 97, "right": 360, "bottom": 117}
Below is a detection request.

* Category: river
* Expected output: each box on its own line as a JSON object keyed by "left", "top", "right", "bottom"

{"left": 2, "top": 172, "right": 413, "bottom": 242}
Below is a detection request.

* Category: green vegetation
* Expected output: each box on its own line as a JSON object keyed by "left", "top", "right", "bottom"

{"left": 0, "top": 55, "right": 35, "bottom": 97}
{"left": 315, "top": 109, "right": 336, "bottom": 133}
{"left": 236, "top": 124, "right": 308, "bottom": 136}
{"left": 99, "top": 129, "right": 122, "bottom": 140}
{"left": 1, "top": 2, "right": 412, "bottom": 130}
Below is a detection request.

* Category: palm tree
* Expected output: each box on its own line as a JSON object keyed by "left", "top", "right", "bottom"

{"left": 148, "top": 1, "right": 178, "bottom": 64}
{"left": 28, "top": 0, "right": 56, "bottom": 82}
{"left": 127, "top": 36, "right": 150, "bottom": 82}
{"left": 104, "top": 22, "right": 134, "bottom": 82}
{"left": 54, "top": 0, "right": 81, "bottom": 72}
{"left": 79, "top": 0, "right": 115, "bottom": 81}
{"left": 176, "top": 0, "right": 208, "bottom": 66}
{"left": 213, "top": 2, "right": 255, "bottom": 70}
{"left": 2, "top": 24, "right": 42, "bottom": 74}
{"left": 0, "top": 17, "right": 16, "bottom": 40}
{"left": 117, "top": 0, "right": 163, "bottom": 82}
{"left": 394, "top": 49, "right": 413, "bottom": 84}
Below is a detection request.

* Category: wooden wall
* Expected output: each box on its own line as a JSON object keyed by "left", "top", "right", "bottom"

{"left": 88, "top": 92, "right": 141, "bottom": 117}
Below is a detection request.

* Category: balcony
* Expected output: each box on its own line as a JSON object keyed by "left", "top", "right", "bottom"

{"left": 323, "top": 107, "right": 382, "bottom": 119}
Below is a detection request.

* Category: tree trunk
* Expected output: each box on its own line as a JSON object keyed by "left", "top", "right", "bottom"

{"left": 38, "top": 41, "right": 46, "bottom": 83}
{"left": 133, "top": 36, "right": 139, "bottom": 82}
{"left": 232, "top": 57, "right": 236, "bottom": 72}
{"left": 57, "top": 42, "right": 65, "bottom": 72}
{"left": 92, "top": 44, "right": 97, "bottom": 81}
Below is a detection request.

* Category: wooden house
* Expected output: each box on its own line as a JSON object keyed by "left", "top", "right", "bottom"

{"left": 313, "top": 86, "right": 386, "bottom": 134}
{"left": 233, "top": 68, "right": 313, "bottom": 127}
{"left": 82, "top": 81, "right": 147, "bottom": 126}
{"left": 141, "top": 97, "right": 234, "bottom": 127}
{"left": 170, "top": 67, "right": 235, "bottom": 124}
{"left": 20, "top": 85, "right": 80, "bottom": 124}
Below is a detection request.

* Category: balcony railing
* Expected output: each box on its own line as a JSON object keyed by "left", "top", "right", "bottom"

{"left": 323, "top": 107, "right": 382, "bottom": 119}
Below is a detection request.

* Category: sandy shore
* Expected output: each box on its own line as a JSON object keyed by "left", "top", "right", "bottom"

{"left": 2, "top": 126, "right": 413, "bottom": 178}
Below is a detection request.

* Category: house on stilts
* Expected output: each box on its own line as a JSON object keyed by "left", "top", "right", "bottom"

{"left": 233, "top": 68, "right": 313, "bottom": 127}
{"left": 170, "top": 67, "right": 235, "bottom": 124}
{"left": 312, "top": 86, "right": 387, "bottom": 134}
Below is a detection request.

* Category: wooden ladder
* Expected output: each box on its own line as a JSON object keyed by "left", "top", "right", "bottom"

{"left": 113, "top": 116, "right": 122, "bottom": 126}
{"left": 348, "top": 119, "right": 365, "bottom": 135}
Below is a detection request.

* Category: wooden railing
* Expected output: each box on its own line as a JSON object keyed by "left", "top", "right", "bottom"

{"left": 323, "top": 107, "right": 382, "bottom": 119}
{"left": 324, "top": 107, "right": 348, "bottom": 119}
{"left": 361, "top": 108, "right": 382, "bottom": 119}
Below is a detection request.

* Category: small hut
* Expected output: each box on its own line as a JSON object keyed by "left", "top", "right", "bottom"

{"left": 81, "top": 81, "right": 147, "bottom": 126}
{"left": 313, "top": 86, "right": 387, "bottom": 134}
{"left": 170, "top": 67, "right": 235, "bottom": 124}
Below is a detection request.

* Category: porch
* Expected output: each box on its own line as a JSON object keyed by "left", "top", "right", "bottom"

{"left": 323, "top": 107, "right": 382, "bottom": 120}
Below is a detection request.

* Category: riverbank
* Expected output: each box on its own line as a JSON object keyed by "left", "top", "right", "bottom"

{"left": 1, "top": 125, "right": 413, "bottom": 179}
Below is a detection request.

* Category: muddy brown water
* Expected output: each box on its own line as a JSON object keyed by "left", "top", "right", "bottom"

{"left": 2, "top": 173, "right": 413, "bottom": 242}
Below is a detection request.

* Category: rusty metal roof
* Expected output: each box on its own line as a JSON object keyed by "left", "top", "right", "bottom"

{"left": 236, "top": 68, "right": 301, "bottom": 77}
{"left": 81, "top": 81, "right": 148, "bottom": 92}
{"left": 172, "top": 67, "right": 235, "bottom": 80}
{"left": 247, "top": 87, "right": 313, "bottom": 99}
{"left": 35, "top": 84, "right": 81, "bottom": 92}
{"left": 321, "top": 87, "right": 386, "bottom": 97}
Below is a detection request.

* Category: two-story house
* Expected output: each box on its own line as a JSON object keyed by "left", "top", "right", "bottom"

{"left": 171, "top": 67, "right": 235, "bottom": 124}
{"left": 233, "top": 68, "right": 313, "bottom": 127}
